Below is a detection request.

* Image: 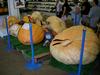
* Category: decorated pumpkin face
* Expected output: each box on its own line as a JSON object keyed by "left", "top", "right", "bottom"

{"left": 50, "top": 25, "right": 99, "bottom": 65}
{"left": 8, "top": 16, "right": 19, "bottom": 28}
{"left": 18, "top": 23, "right": 44, "bottom": 45}
{"left": 46, "top": 16, "right": 66, "bottom": 34}
{"left": 9, "top": 24, "right": 21, "bottom": 37}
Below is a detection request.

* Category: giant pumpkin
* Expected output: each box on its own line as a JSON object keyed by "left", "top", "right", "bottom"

{"left": 50, "top": 25, "right": 100, "bottom": 65}
{"left": 18, "top": 23, "right": 44, "bottom": 45}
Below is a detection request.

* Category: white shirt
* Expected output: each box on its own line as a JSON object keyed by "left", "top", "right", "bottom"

{"left": 56, "top": 1, "right": 63, "bottom": 12}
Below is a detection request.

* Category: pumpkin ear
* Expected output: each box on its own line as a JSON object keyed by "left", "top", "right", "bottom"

{"left": 61, "top": 40, "right": 73, "bottom": 47}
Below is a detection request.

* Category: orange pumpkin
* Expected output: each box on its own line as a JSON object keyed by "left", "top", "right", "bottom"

{"left": 8, "top": 16, "right": 19, "bottom": 28}
{"left": 18, "top": 23, "right": 44, "bottom": 45}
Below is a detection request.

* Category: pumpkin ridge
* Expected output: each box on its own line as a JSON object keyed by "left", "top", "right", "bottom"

{"left": 32, "top": 25, "right": 44, "bottom": 43}
{"left": 35, "top": 31, "right": 44, "bottom": 43}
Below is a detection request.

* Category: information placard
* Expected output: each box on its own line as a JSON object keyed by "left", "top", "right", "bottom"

{"left": 15, "top": 0, "right": 25, "bottom": 8}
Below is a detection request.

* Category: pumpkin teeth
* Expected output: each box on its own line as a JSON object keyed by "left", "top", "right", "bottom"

{"left": 61, "top": 40, "right": 73, "bottom": 47}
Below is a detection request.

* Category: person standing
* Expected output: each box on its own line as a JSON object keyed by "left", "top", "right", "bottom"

{"left": 89, "top": 0, "right": 100, "bottom": 31}
{"left": 60, "top": 0, "right": 72, "bottom": 21}
{"left": 71, "top": 1, "right": 81, "bottom": 25}
{"left": 81, "top": 0, "right": 91, "bottom": 16}
{"left": 55, "top": 0, "right": 63, "bottom": 17}
{"left": 81, "top": 0, "right": 91, "bottom": 26}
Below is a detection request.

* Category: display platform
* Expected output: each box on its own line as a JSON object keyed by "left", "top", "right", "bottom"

{"left": 4, "top": 35, "right": 50, "bottom": 62}
{"left": 49, "top": 56, "right": 100, "bottom": 75}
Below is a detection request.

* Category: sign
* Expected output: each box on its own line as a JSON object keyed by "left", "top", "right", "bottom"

{"left": 15, "top": 0, "right": 25, "bottom": 8}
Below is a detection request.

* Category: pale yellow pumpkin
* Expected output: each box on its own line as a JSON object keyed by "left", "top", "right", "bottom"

{"left": 18, "top": 23, "right": 44, "bottom": 45}
{"left": 31, "top": 11, "right": 43, "bottom": 21}
{"left": 31, "top": 11, "right": 43, "bottom": 26}
{"left": 46, "top": 16, "right": 66, "bottom": 34}
{"left": 50, "top": 25, "right": 100, "bottom": 65}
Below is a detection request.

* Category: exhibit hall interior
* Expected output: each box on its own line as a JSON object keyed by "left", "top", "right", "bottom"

{"left": 0, "top": 0, "right": 100, "bottom": 75}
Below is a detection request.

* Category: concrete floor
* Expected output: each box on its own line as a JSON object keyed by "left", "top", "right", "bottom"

{"left": 0, "top": 38, "right": 100, "bottom": 75}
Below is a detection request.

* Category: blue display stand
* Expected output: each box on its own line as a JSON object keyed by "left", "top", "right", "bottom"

{"left": 5, "top": 16, "right": 13, "bottom": 52}
{"left": 77, "top": 28, "right": 86, "bottom": 75}
{"left": 69, "top": 28, "right": 86, "bottom": 75}
{"left": 25, "top": 23, "right": 41, "bottom": 70}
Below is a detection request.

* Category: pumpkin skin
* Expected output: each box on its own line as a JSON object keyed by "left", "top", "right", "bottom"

{"left": 8, "top": 16, "right": 19, "bottom": 28}
{"left": 31, "top": 11, "right": 43, "bottom": 26}
{"left": 46, "top": 16, "right": 66, "bottom": 34}
{"left": 31, "top": 11, "right": 43, "bottom": 21}
{"left": 50, "top": 25, "right": 99, "bottom": 65}
{"left": 18, "top": 23, "right": 44, "bottom": 45}
{"left": 9, "top": 24, "right": 21, "bottom": 37}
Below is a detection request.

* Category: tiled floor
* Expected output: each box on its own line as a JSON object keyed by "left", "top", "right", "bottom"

{"left": 0, "top": 38, "right": 100, "bottom": 75}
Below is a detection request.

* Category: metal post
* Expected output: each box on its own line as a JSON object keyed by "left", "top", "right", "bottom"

{"left": 77, "top": 28, "right": 86, "bottom": 75}
{"left": 5, "top": 16, "right": 13, "bottom": 52}
{"left": 25, "top": 23, "right": 41, "bottom": 70}
{"left": 69, "top": 28, "right": 86, "bottom": 75}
